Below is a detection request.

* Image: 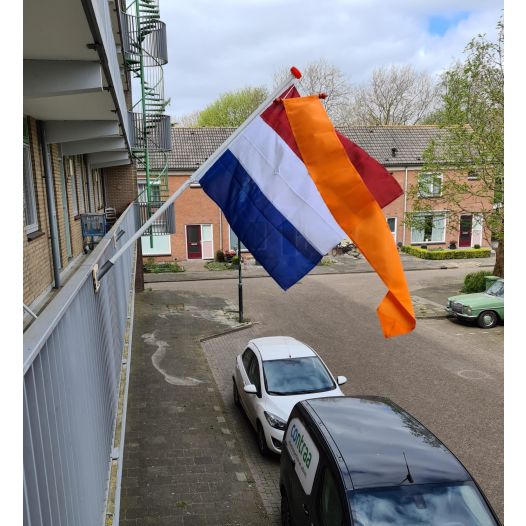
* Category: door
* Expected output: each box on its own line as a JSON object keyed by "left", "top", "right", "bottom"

{"left": 186, "top": 225, "right": 202, "bottom": 259}
{"left": 459, "top": 214, "right": 473, "bottom": 247}
{"left": 201, "top": 224, "right": 214, "bottom": 259}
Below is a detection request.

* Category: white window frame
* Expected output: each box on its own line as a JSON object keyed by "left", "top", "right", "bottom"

{"left": 229, "top": 225, "right": 248, "bottom": 252}
{"left": 23, "top": 141, "right": 39, "bottom": 235}
{"left": 418, "top": 172, "right": 443, "bottom": 197}
{"left": 410, "top": 212, "right": 447, "bottom": 244}
{"left": 387, "top": 217, "right": 397, "bottom": 243}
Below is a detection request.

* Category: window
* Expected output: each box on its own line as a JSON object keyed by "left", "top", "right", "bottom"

{"left": 67, "top": 158, "right": 79, "bottom": 217}
{"left": 387, "top": 217, "right": 397, "bottom": 241}
{"left": 23, "top": 118, "right": 39, "bottom": 234}
{"left": 229, "top": 226, "right": 247, "bottom": 252}
{"left": 77, "top": 157, "right": 86, "bottom": 213}
{"left": 318, "top": 467, "right": 343, "bottom": 526}
{"left": 418, "top": 172, "right": 443, "bottom": 197}
{"left": 247, "top": 354, "right": 261, "bottom": 393}
{"left": 411, "top": 213, "right": 446, "bottom": 244}
{"left": 92, "top": 169, "right": 104, "bottom": 210}
{"left": 138, "top": 180, "right": 161, "bottom": 203}
{"left": 242, "top": 348, "right": 254, "bottom": 372}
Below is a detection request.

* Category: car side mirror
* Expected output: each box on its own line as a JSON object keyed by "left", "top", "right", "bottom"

{"left": 337, "top": 376, "right": 347, "bottom": 386}
{"left": 244, "top": 384, "right": 258, "bottom": 395}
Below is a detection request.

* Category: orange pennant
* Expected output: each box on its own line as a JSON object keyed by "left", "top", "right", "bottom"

{"left": 283, "top": 96, "right": 415, "bottom": 338}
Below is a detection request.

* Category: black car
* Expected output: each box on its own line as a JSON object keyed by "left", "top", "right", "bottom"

{"left": 280, "top": 396, "right": 500, "bottom": 525}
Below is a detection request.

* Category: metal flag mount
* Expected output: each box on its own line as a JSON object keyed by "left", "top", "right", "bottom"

{"left": 96, "top": 67, "right": 303, "bottom": 284}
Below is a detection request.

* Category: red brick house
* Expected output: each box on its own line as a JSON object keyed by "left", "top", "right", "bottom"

{"left": 141, "top": 126, "right": 492, "bottom": 262}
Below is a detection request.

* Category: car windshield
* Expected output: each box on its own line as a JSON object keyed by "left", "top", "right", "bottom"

{"left": 349, "top": 481, "right": 498, "bottom": 526}
{"left": 262, "top": 357, "right": 335, "bottom": 396}
{"left": 486, "top": 280, "right": 504, "bottom": 297}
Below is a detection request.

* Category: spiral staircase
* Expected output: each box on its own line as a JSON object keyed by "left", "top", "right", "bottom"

{"left": 120, "top": 0, "right": 174, "bottom": 238}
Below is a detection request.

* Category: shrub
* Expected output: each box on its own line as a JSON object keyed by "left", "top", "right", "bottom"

{"left": 215, "top": 249, "right": 225, "bottom": 262}
{"left": 462, "top": 271, "right": 494, "bottom": 293}
{"left": 474, "top": 244, "right": 481, "bottom": 249}
{"left": 204, "top": 261, "right": 234, "bottom": 271}
{"left": 401, "top": 245, "right": 491, "bottom": 260}
{"left": 231, "top": 255, "right": 240, "bottom": 267}
{"left": 143, "top": 260, "right": 184, "bottom": 273}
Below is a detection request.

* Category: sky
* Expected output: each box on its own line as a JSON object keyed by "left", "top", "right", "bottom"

{"left": 159, "top": 0, "right": 502, "bottom": 120}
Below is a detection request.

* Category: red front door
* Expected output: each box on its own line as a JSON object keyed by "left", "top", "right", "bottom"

{"left": 186, "top": 225, "right": 202, "bottom": 259}
{"left": 459, "top": 215, "right": 473, "bottom": 247}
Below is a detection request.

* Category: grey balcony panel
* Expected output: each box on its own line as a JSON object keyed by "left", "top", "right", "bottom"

{"left": 121, "top": 13, "right": 168, "bottom": 66}
{"left": 23, "top": 206, "right": 138, "bottom": 526}
{"left": 24, "top": 60, "right": 104, "bottom": 98}
{"left": 61, "top": 137, "right": 126, "bottom": 155}
{"left": 129, "top": 113, "right": 171, "bottom": 152}
{"left": 134, "top": 201, "right": 175, "bottom": 235}
{"left": 82, "top": 0, "right": 131, "bottom": 143}
{"left": 44, "top": 121, "right": 121, "bottom": 144}
{"left": 87, "top": 151, "right": 130, "bottom": 166}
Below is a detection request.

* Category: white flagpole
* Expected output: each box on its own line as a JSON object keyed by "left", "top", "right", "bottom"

{"left": 97, "top": 69, "right": 301, "bottom": 281}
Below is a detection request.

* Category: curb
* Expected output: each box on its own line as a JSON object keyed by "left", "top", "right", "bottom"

{"left": 144, "top": 265, "right": 462, "bottom": 284}
{"left": 200, "top": 321, "right": 257, "bottom": 342}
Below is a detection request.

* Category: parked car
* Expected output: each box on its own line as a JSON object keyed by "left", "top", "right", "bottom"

{"left": 446, "top": 278, "right": 504, "bottom": 328}
{"left": 232, "top": 336, "right": 346, "bottom": 455}
{"left": 280, "top": 396, "right": 501, "bottom": 526}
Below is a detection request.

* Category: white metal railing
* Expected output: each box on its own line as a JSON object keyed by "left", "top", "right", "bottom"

{"left": 23, "top": 204, "right": 137, "bottom": 526}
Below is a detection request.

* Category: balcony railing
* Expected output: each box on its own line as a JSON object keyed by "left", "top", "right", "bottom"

{"left": 23, "top": 204, "right": 138, "bottom": 526}
{"left": 134, "top": 200, "right": 175, "bottom": 235}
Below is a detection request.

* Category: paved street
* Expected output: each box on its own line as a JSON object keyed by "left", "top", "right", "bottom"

{"left": 149, "top": 265, "right": 503, "bottom": 523}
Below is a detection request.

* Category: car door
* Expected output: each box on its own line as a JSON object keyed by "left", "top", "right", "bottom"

{"left": 237, "top": 348, "right": 255, "bottom": 414}
{"left": 312, "top": 464, "right": 348, "bottom": 526}
{"left": 244, "top": 351, "right": 263, "bottom": 427}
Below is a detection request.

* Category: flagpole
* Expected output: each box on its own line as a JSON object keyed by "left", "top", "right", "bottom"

{"left": 96, "top": 68, "right": 302, "bottom": 282}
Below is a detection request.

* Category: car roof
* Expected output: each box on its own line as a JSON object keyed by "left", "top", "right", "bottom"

{"left": 250, "top": 336, "right": 316, "bottom": 361}
{"left": 303, "top": 396, "right": 470, "bottom": 490}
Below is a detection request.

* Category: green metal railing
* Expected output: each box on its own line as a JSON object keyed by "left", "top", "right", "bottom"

{"left": 121, "top": 0, "right": 172, "bottom": 241}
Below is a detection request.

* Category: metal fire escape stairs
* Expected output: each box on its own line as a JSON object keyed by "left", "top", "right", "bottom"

{"left": 121, "top": 0, "right": 173, "bottom": 245}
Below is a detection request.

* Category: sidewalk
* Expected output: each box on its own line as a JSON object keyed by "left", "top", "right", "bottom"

{"left": 119, "top": 289, "right": 269, "bottom": 525}
{"left": 145, "top": 253, "right": 496, "bottom": 284}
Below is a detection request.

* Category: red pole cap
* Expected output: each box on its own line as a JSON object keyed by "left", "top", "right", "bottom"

{"left": 290, "top": 66, "right": 302, "bottom": 79}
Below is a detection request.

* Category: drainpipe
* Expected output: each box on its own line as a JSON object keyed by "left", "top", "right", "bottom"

{"left": 37, "top": 121, "right": 61, "bottom": 288}
{"left": 219, "top": 209, "right": 223, "bottom": 251}
{"left": 402, "top": 166, "right": 408, "bottom": 245}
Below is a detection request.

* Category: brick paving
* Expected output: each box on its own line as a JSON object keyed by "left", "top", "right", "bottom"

{"left": 202, "top": 328, "right": 282, "bottom": 524}
{"left": 119, "top": 289, "right": 268, "bottom": 526}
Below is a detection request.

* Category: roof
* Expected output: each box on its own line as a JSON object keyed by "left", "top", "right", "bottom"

{"left": 250, "top": 336, "right": 315, "bottom": 361}
{"left": 150, "top": 125, "right": 447, "bottom": 171}
{"left": 304, "top": 396, "right": 470, "bottom": 490}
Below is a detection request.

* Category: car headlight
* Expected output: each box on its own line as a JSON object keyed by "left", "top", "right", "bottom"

{"left": 462, "top": 305, "right": 472, "bottom": 315}
{"left": 264, "top": 411, "right": 287, "bottom": 430}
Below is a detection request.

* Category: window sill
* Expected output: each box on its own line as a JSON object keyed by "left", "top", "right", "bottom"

{"left": 26, "top": 230, "right": 45, "bottom": 242}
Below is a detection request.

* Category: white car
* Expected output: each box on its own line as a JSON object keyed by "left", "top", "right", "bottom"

{"left": 232, "top": 336, "right": 347, "bottom": 455}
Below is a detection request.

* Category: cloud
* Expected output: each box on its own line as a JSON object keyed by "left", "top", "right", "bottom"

{"left": 160, "top": 0, "right": 502, "bottom": 117}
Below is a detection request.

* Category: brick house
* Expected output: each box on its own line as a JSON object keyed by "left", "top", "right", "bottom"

{"left": 142, "top": 125, "right": 492, "bottom": 262}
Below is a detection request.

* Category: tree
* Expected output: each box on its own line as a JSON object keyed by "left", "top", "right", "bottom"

{"left": 196, "top": 86, "right": 268, "bottom": 127}
{"left": 274, "top": 59, "right": 353, "bottom": 124}
{"left": 408, "top": 19, "right": 504, "bottom": 276}
{"left": 172, "top": 110, "right": 200, "bottom": 127}
{"left": 344, "top": 65, "right": 439, "bottom": 125}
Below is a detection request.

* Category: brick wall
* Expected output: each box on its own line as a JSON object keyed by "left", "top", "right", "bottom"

{"left": 140, "top": 166, "right": 492, "bottom": 264}
{"left": 23, "top": 118, "right": 95, "bottom": 306}
{"left": 23, "top": 118, "right": 54, "bottom": 305}
{"left": 104, "top": 162, "right": 138, "bottom": 214}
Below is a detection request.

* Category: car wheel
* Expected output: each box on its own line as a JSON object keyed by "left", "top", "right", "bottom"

{"left": 233, "top": 379, "right": 241, "bottom": 407}
{"left": 257, "top": 421, "right": 269, "bottom": 456}
{"left": 477, "top": 310, "right": 498, "bottom": 329}
{"left": 281, "top": 490, "right": 293, "bottom": 526}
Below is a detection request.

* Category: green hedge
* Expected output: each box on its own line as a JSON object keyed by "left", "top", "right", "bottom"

{"left": 401, "top": 245, "right": 491, "bottom": 260}
{"left": 462, "top": 271, "right": 494, "bottom": 293}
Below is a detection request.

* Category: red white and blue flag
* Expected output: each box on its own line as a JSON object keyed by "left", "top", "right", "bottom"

{"left": 197, "top": 84, "right": 415, "bottom": 338}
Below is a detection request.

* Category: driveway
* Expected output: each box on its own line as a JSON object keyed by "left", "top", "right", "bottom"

{"left": 151, "top": 266, "right": 503, "bottom": 523}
